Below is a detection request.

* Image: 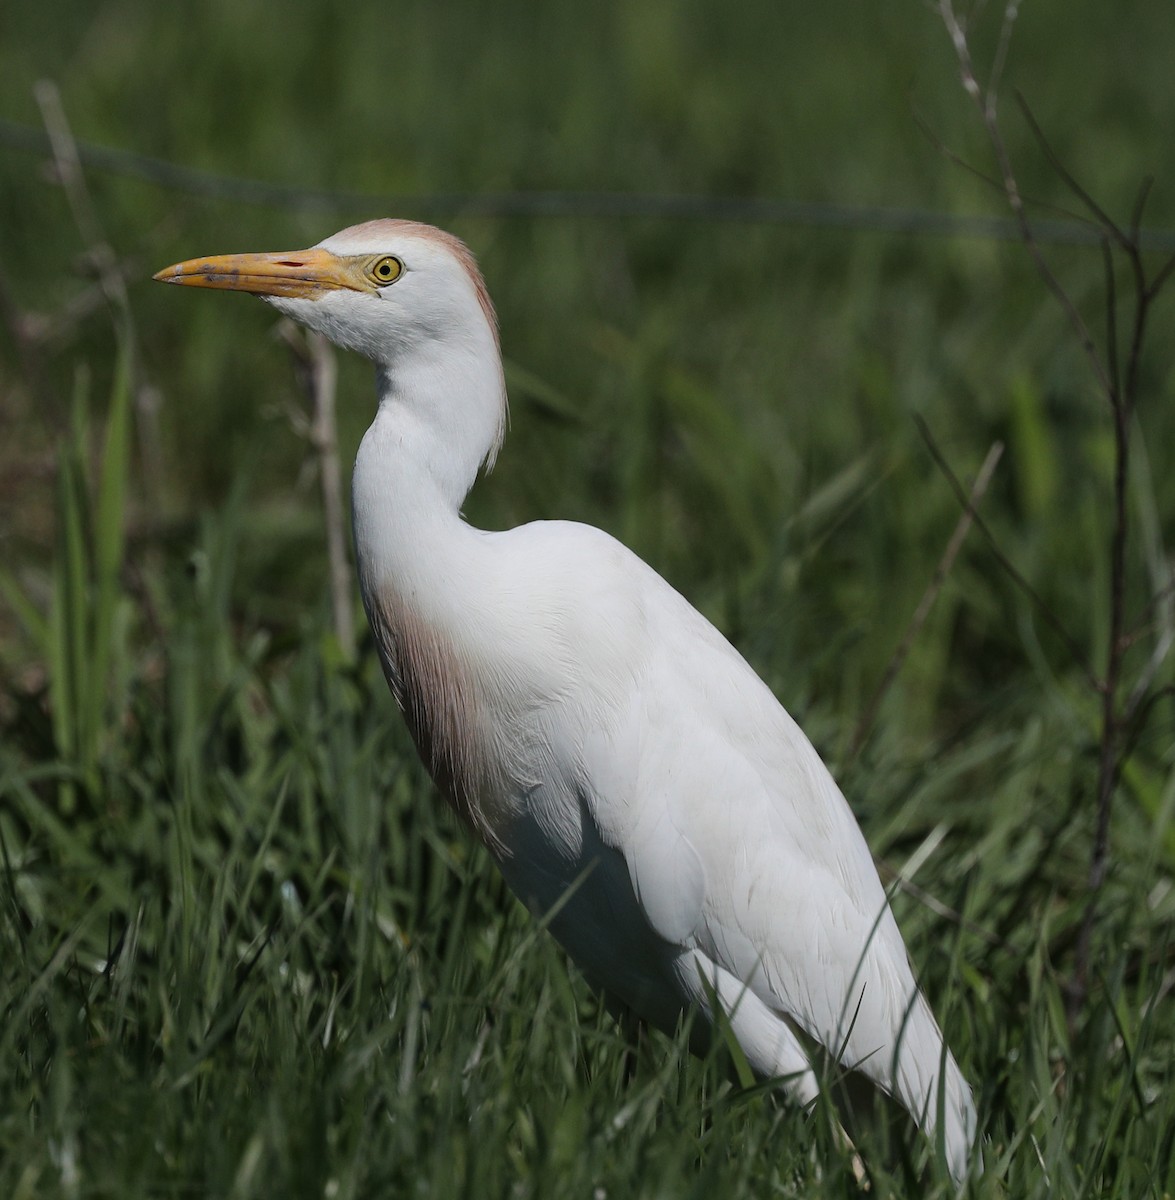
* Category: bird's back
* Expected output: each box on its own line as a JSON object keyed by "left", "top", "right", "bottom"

{"left": 419, "top": 519, "right": 977, "bottom": 1172}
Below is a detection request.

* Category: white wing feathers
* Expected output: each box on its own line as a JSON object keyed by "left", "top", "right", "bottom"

{"left": 564, "top": 531, "right": 976, "bottom": 1177}
{"left": 482, "top": 520, "right": 975, "bottom": 1179}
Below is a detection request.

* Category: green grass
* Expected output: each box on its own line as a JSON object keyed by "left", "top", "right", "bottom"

{"left": 3, "top": 1, "right": 1175, "bottom": 1195}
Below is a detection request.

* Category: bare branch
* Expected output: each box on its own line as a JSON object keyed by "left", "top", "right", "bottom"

{"left": 1123, "top": 629, "right": 1174, "bottom": 724}
{"left": 933, "top": 3, "right": 1175, "bottom": 1029}
{"left": 850, "top": 440, "right": 1004, "bottom": 760}
{"left": 1070, "top": 298, "right": 1133, "bottom": 1029}
{"left": 1121, "top": 685, "right": 1175, "bottom": 766}
{"left": 1102, "top": 239, "right": 1121, "bottom": 407}
{"left": 937, "top": 0, "right": 1112, "bottom": 397}
{"left": 987, "top": 0, "right": 1022, "bottom": 120}
{"left": 912, "top": 108, "right": 1011, "bottom": 200}
{"left": 1148, "top": 251, "right": 1175, "bottom": 299}
{"left": 914, "top": 106, "right": 1100, "bottom": 234}
{"left": 916, "top": 415, "right": 1098, "bottom": 689}
{"left": 1014, "top": 95, "right": 1127, "bottom": 248}
{"left": 1130, "top": 177, "right": 1154, "bottom": 245}
{"left": 1132, "top": 574, "right": 1175, "bottom": 633}
{"left": 35, "top": 80, "right": 164, "bottom": 507}
{"left": 1123, "top": 272, "right": 1154, "bottom": 422}
{"left": 34, "top": 81, "right": 130, "bottom": 331}
{"left": 877, "top": 864, "right": 1016, "bottom": 953}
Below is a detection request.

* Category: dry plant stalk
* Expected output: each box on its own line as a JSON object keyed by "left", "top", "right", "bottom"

{"left": 279, "top": 325, "right": 355, "bottom": 659}
{"left": 849, "top": 439, "right": 1004, "bottom": 761}
{"left": 34, "top": 80, "right": 164, "bottom": 508}
{"left": 936, "top": 0, "right": 1175, "bottom": 1029}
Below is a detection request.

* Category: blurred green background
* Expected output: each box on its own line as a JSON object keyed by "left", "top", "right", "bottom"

{"left": 3, "top": 1, "right": 1175, "bottom": 1196}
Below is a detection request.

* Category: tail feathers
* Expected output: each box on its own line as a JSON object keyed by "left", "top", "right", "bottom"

{"left": 891, "top": 995, "right": 979, "bottom": 1186}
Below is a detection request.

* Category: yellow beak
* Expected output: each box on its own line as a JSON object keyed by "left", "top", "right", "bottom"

{"left": 153, "top": 247, "right": 368, "bottom": 299}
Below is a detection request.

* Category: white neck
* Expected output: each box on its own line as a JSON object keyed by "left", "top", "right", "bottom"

{"left": 350, "top": 331, "right": 524, "bottom": 849}
{"left": 371, "top": 330, "right": 502, "bottom": 509}
{"left": 351, "top": 332, "right": 504, "bottom": 602}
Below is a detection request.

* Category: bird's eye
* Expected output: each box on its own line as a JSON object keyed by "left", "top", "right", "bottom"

{"left": 368, "top": 255, "right": 403, "bottom": 286}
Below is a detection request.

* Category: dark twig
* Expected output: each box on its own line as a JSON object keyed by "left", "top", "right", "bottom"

{"left": 877, "top": 864, "right": 1016, "bottom": 954}
{"left": 1124, "top": 590, "right": 1175, "bottom": 724}
{"left": 35, "top": 81, "right": 128, "bottom": 314}
{"left": 1130, "top": 177, "right": 1154, "bottom": 246}
{"left": 1150, "top": 252, "right": 1175, "bottom": 298}
{"left": 1069, "top": 435, "right": 1129, "bottom": 1025}
{"left": 937, "top": 1, "right": 1111, "bottom": 397}
{"left": 986, "top": 0, "right": 1022, "bottom": 109}
{"left": 850, "top": 440, "right": 1004, "bottom": 760}
{"left": 21, "top": 262, "right": 144, "bottom": 350}
{"left": 34, "top": 80, "right": 164, "bottom": 508}
{"left": 916, "top": 416, "right": 1096, "bottom": 688}
{"left": 1120, "top": 684, "right": 1175, "bottom": 769}
{"left": 1102, "top": 240, "right": 1120, "bottom": 404}
{"left": 937, "top": 0, "right": 1175, "bottom": 1031}
{"left": 912, "top": 107, "right": 1096, "bottom": 234}
{"left": 1014, "top": 95, "right": 1128, "bottom": 249}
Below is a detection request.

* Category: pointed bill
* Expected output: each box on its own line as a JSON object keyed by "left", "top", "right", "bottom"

{"left": 153, "top": 248, "right": 369, "bottom": 299}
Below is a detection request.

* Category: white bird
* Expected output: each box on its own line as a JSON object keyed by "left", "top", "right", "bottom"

{"left": 155, "top": 219, "right": 978, "bottom": 1183}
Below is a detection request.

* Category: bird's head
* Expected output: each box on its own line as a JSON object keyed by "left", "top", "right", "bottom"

{"left": 155, "top": 218, "right": 507, "bottom": 476}
{"left": 155, "top": 218, "right": 499, "bottom": 364}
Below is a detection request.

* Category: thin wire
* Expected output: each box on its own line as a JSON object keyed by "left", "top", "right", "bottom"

{"left": 4, "top": 117, "right": 1175, "bottom": 249}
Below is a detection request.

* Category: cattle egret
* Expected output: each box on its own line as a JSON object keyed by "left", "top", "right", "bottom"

{"left": 155, "top": 220, "right": 978, "bottom": 1183}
